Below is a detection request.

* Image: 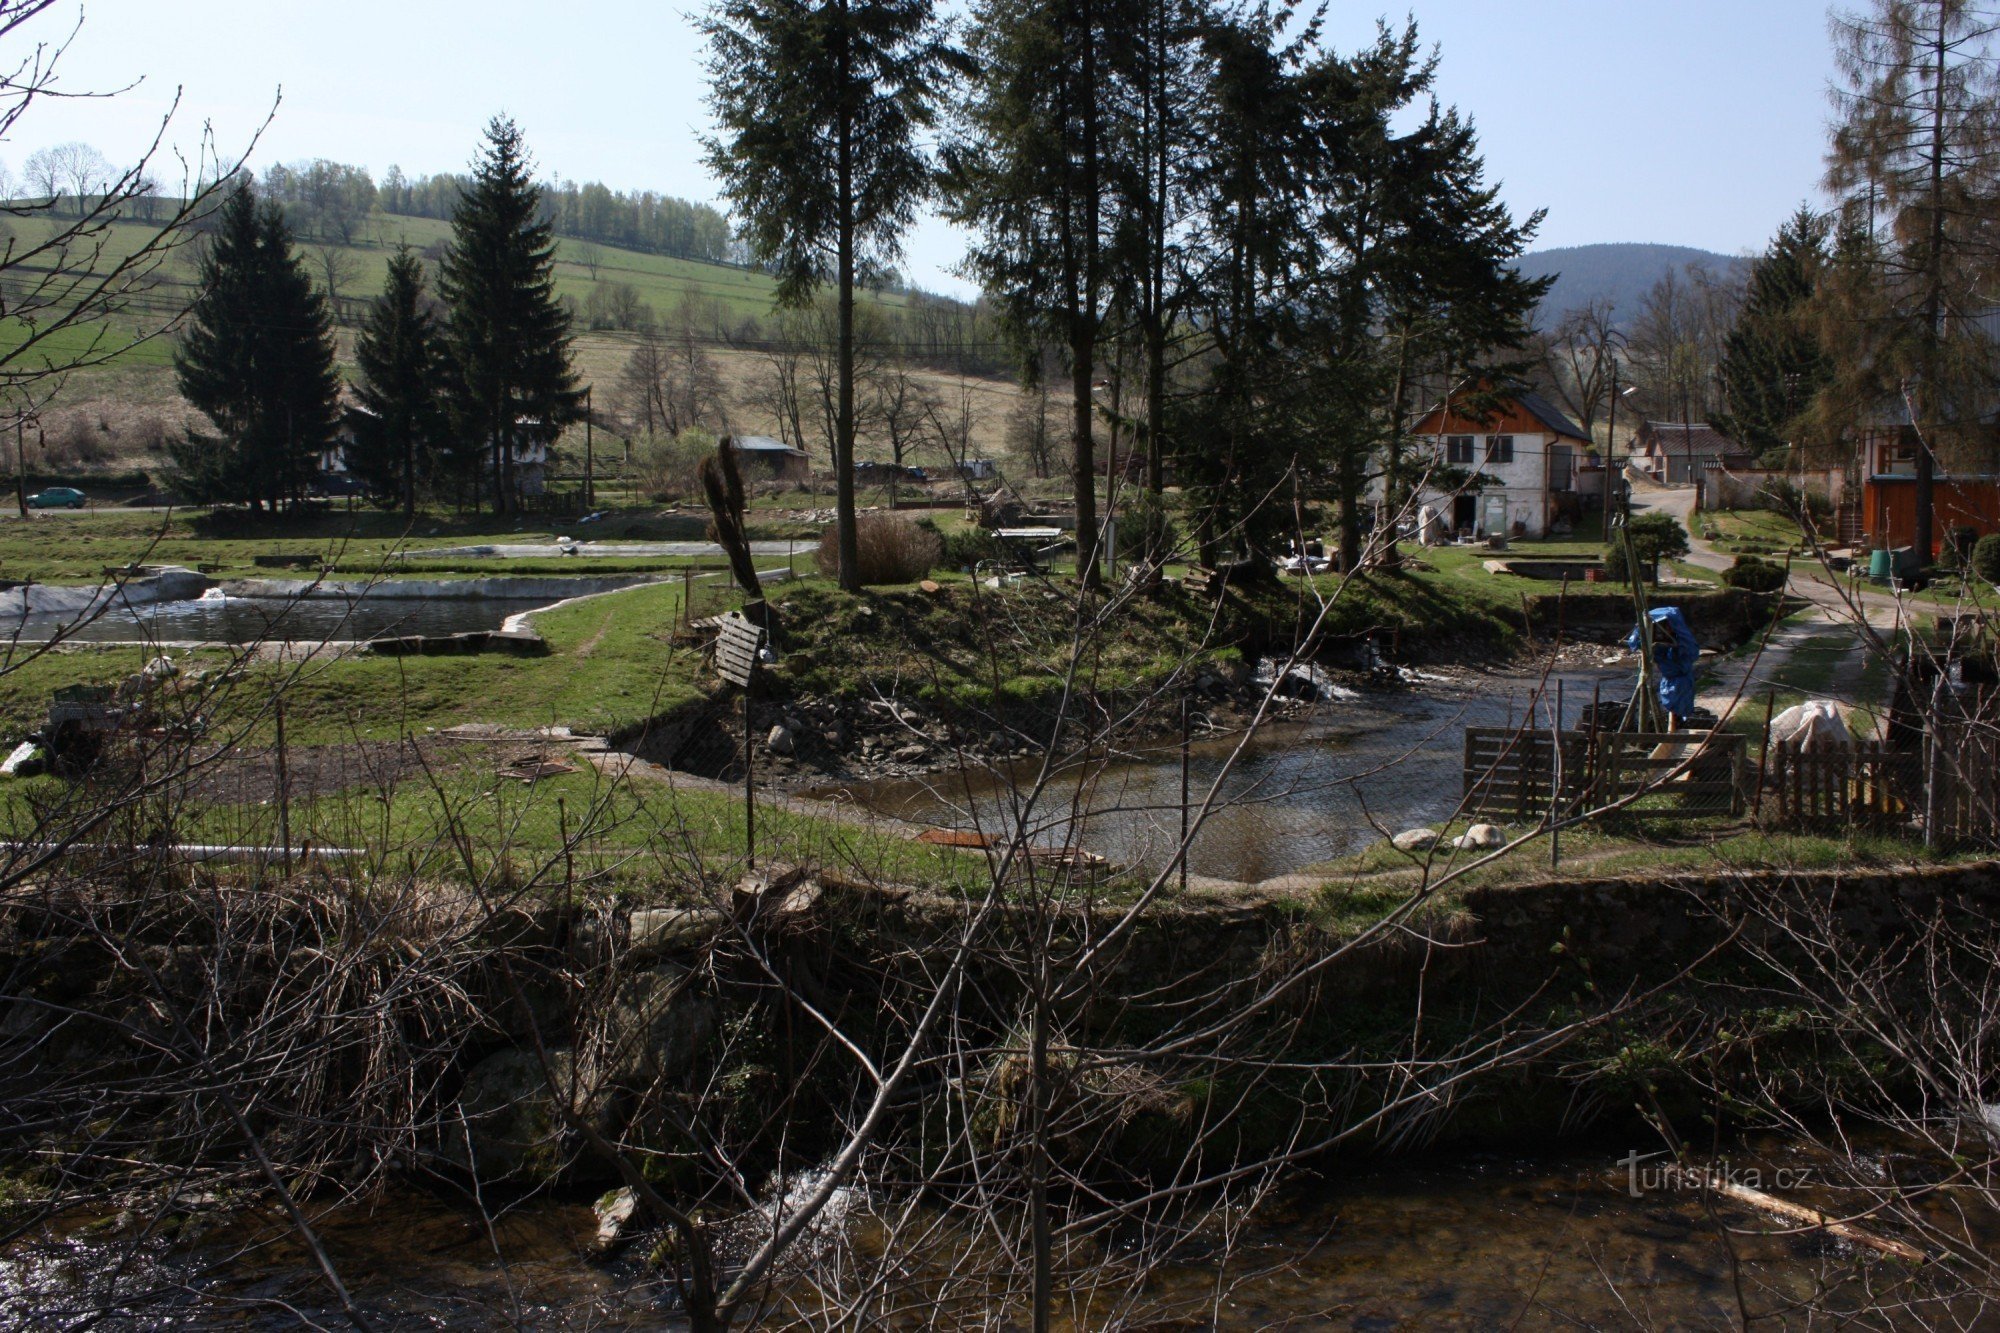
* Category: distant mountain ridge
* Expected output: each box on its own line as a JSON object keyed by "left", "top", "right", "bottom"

{"left": 1517, "top": 243, "right": 1749, "bottom": 325}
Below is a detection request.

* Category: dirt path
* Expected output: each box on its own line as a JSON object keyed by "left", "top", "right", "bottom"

{"left": 1631, "top": 477, "right": 1890, "bottom": 726}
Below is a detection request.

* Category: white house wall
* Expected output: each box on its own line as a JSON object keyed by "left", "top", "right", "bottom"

{"left": 1394, "top": 431, "right": 1565, "bottom": 539}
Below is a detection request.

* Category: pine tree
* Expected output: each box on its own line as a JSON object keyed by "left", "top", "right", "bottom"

{"left": 171, "top": 183, "right": 341, "bottom": 509}
{"left": 1823, "top": 0, "right": 2000, "bottom": 562}
{"left": 439, "top": 118, "right": 583, "bottom": 514}
{"left": 951, "top": 0, "right": 1122, "bottom": 588}
{"left": 1715, "top": 208, "right": 1832, "bottom": 460}
{"left": 702, "top": 0, "right": 955, "bottom": 591}
{"left": 349, "top": 247, "right": 446, "bottom": 518}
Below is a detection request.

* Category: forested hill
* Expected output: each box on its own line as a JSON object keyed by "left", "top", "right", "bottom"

{"left": 256, "top": 160, "right": 743, "bottom": 269}
{"left": 1518, "top": 242, "right": 1747, "bottom": 324}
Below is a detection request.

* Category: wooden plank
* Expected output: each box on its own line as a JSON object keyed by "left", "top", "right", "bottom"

{"left": 714, "top": 613, "right": 765, "bottom": 688}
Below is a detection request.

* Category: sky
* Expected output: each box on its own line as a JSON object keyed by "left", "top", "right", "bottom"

{"left": 10, "top": 0, "right": 1841, "bottom": 297}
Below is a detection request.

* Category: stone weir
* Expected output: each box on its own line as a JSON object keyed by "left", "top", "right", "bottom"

{"left": 0, "top": 565, "right": 211, "bottom": 618}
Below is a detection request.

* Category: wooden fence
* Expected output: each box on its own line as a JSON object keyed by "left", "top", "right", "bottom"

{"left": 1765, "top": 727, "right": 2000, "bottom": 846}
{"left": 1464, "top": 727, "right": 1747, "bottom": 820}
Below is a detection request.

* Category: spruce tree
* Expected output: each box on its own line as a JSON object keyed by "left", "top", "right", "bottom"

{"left": 171, "top": 183, "right": 341, "bottom": 509}
{"left": 349, "top": 247, "right": 446, "bottom": 518}
{"left": 951, "top": 0, "right": 1120, "bottom": 588}
{"left": 1715, "top": 208, "right": 1832, "bottom": 461}
{"left": 702, "top": 0, "right": 955, "bottom": 591}
{"left": 439, "top": 118, "right": 583, "bottom": 514}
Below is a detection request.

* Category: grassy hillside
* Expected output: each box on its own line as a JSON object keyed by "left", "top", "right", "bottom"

{"left": 0, "top": 213, "right": 1029, "bottom": 478}
{"left": 0, "top": 211, "right": 921, "bottom": 347}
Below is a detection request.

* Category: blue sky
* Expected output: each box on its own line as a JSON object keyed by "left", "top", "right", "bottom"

{"left": 17, "top": 0, "right": 1837, "bottom": 295}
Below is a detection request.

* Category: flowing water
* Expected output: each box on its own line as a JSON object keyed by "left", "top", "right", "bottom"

{"left": 4, "top": 1142, "right": 1970, "bottom": 1329}
{"left": 814, "top": 672, "right": 1625, "bottom": 882}
{"left": 1, "top": 590, "right": 568, "bottom": 644}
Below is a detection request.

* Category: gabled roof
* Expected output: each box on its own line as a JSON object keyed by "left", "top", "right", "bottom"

{"left": 726, "top": 434, "right": 809, "bottom": 458}
{"left": 1512, "top": 389, "right": 1591, "bottom": 444}
{"left": 1632, "top": 422, "right": 1751, "bottom": 459}
{"left": 1413, "top": 379, "right": 1591, "bottom": 445}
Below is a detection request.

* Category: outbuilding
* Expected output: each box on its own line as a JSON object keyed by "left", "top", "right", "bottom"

{"left": 724, "top": 434, "right": 812, "bottom": 484}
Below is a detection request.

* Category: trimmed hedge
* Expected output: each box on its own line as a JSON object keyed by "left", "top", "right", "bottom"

{"left": 1973, "top": 533, "right": 2000, "bottom": 585}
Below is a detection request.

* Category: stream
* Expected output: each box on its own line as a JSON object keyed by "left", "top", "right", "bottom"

{"left": 4, "top": 1140, "right": 1969, "bottom": 1328}
{"left": 813, "top": 670, "right": 1628, "bottom": 882}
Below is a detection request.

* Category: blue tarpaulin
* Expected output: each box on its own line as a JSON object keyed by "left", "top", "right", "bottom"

{"left": 1625, "top": 606, "right": 1700, "bottom": 722}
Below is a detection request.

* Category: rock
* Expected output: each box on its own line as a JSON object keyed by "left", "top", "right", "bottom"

{"left": 893, "top": 743, "right": 928, "bottom": 762}
{"left": 0, "top": 741, "right": 43, "bottom": 777}
{"left": 444, "top": 1047, "right": 614, "bottom": 1182}
{"left": 766, "top": 724, "right": 795, "bottom": 756}
{"left": 627, "top": 906, "right": 727, "bottom": 961}
{"left": 593, "top": 1187, "right": 640, "bottom": 1253}
{"left": 603, "top": 965, "right": 715, "bottom": 1083}
{"left": 1454, "top": 823, "right": 1508, "bottom": 851}
{"left": 1391, "top": 828, "right": 1438, "bottom": 853}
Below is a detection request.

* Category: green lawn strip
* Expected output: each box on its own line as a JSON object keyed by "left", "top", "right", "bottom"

{"left": 0, "top": 505, "right": 822, "bottom": 584}
{"left": 1300, "top": 819, "right": 1972, "bottom": 927}
{"left": 268, "top": 581, "right": 705, "bottom": 743}
{"left": 0, "top": 759, "right": 987, "bottom": 895}
{"left": 1698, "top": 509, "right": 1810, "bottom": 553}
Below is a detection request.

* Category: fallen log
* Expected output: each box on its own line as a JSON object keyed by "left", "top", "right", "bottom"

{"left": 1669, "top": 1165, "right": 1924, "bottom": 1263}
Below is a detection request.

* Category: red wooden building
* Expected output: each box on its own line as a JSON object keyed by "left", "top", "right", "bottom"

{"left": 1860, "top": 429, "right": 2000, "bottom": 556}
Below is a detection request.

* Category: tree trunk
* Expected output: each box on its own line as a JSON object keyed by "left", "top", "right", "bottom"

{"left": 834, "top": 16, "right": 861, "bottom": 594}
{"left": 1144, "top": 313, "right": 1165, "bottom": 496}
{"left": 1915, "top": 10, "right": 1947, "bottom": 570}
{"left": 1071, "top": 0, "right": 1102, "bottom": 591}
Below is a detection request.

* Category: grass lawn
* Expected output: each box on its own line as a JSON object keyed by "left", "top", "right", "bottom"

{"left": 1699, "top": 508, "right": 1810, "bottom": 554}
{"left": 1302, "top": 815, "right": 1977, "bottom": 930}
{"left": 0, "top": 502, "right": 833, "bottom": 585}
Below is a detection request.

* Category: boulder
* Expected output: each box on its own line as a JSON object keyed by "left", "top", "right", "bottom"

{"left": 627, "top": 906, "right": 727, "bottom": 961}
{"left": 444, "top": 1047, "right": 615, "bottom": 1182}
{"left": 1454, "top": 823, "right": 1508, "bottom": 851}
{"left": 593, "top": 1187, "right": 640, "bottom": 1253}
{"left": 766, "top": 724, "right": 795, "bottom": 756}
{"left": 1391, "top": 828, "right": 1438, "bottom": 853}
{"left": 602, "top": 964, "right": 715, "bottom": 1084}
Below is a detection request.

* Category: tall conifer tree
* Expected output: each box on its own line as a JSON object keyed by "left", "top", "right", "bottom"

{"left": 439, "top": 118, "right": 582, "bottom": 514}
{"left": 951, "top": 0, "right": 1119, "bottom": 588}
{"left": 171, "top": 182, "right": 341, "bottom": 509}
{"left": 703, "top": 0, "right": 955, "bottom": 591}
{"left": 1715, "top": 208, "right": 1833, "bottom": 459}
{"left": 349, "top": 247, "right": 446, "bottom": 518}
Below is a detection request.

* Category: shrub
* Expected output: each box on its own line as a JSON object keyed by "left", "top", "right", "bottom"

{"left": 939, "top": 524, "right": 1004, "bottom": 571}
{"left": 1972, "top": 533, "right": 2000, "bottom": 585}
{"left": 1722, "top": 555, "right": 1787, "bottom": 592}
{"left": 1603, "top": 541, "right": 1651, "bottom": 583}
{"left": 815, "top": 512, "right": 943, "bottom": 585}
{"left": 1945, "top": 524, "right": 1980, "bottom": 569}
{"left": 1114, "top": 490, "right": 1180, "bottom": 564}
{"left": 1604, "top": 512, "right": 1688, "bottom": 582}
{"left": 634, "top": 429, "right": 713, "bottom": 502}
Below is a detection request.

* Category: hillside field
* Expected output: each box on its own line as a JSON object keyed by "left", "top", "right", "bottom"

{"left": 0, "top": 214, "right": 1035, "bottom": 480}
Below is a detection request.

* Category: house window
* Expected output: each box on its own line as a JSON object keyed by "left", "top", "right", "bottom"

{"left": 1485, "top": 435, "right": 1515, "bottom": 464}
{"left": 1445, "top": 435, "right": 1475, "bottom": 465}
